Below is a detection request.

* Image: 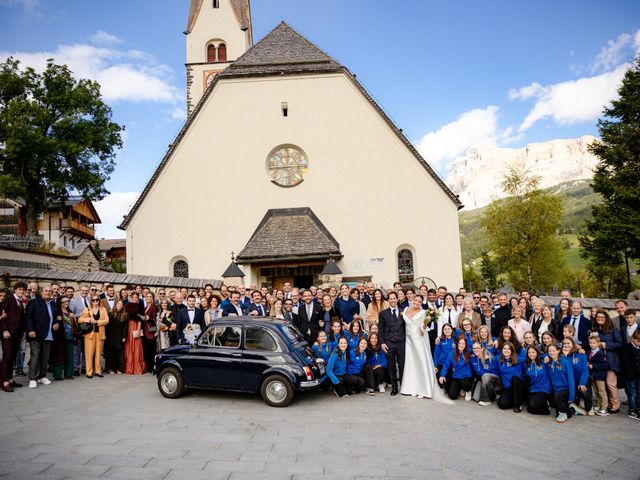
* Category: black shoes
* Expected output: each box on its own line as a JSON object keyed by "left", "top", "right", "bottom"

{"left": 390, "top": 387, "right": 399, "bottom": 396}
{"left": 513, "top": 405, "right": 523, "bottom": 413}
{"left": 10, "top": 381, "right": 22, "bottom": 388}
{"left": 95, "top": 373, "right": 104, "bottom": 378}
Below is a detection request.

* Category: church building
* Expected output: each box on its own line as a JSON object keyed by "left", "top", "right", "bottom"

{"left": 119, "top": 0, "right": 463, "bottom": 290}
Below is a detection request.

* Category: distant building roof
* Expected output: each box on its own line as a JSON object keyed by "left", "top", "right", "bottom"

{"left": 237, "top": 207, "right": 341, "bottom": 264}
{"left": 98, "top": 239, "right": 126, "bottom": 252}
{"left": 221, "top": 261, "right": 245, "bottom": 278}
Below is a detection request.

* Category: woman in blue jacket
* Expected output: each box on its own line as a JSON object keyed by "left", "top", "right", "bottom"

{"left": 312, "top": 330, "right": 332, "bottom": 363}
{"left": 328, "top": 318, "right": 346, "bottom": 353}
{"left": 455, "top": 319, "right": 477, "bottom": 353}
{"left": 547, "top": 343, "right": 575, "bottom": 423}
{"left": 497, "top": 342, "right": 525, "bottom": 412}
{"left": 434, "top": 324, "right": 455, "bottom": 375}
{"left": 592, "top": 309, "right": 623, "bottom": 413}
{"left": 366, "top": 332, "right": 388, "bottom": 393}
{"left": 561, "top": 336, "right": 593, "bottom": 415}
{"left": 343, "top": 337, "right": 369, "bottom": 395}
{"left": 326, "top": 337, "right": 349, "bottom": 397}
{"left": 524, "top": 346, "right": 552, "bottom": 415}
{"left": 346, "top": 321, "right": 367, "bottom": 351}
{"left": 477, "top": 325, "right": 497, "bottom": 354}
{"left": 470, "top": 342, "right": 499, "bottom": 406}
{"left": 439, "top": 336, "right": 473, "bottom": 400}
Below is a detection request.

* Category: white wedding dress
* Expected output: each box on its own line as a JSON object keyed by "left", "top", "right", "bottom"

{"left": 400, "top": 308, "right": 452, "bottom": 403}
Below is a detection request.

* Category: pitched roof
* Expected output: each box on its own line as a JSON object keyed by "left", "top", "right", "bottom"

{"left": 185, "top": 0, "right": 251, "bottom": 34}
{"left": 119, "top": 21, "right": 461, "bottom": 230}
{"left": 221, "top": 261, "right": 245, "bottom": 278}
{"left": 236, "top": 208, "right": 341, "bottom": 263}
{"left": 98, "top": 239, "right": 126, "bottom": 252}
{"left": 222, "top": 21, "right": 342, "bottom": 77}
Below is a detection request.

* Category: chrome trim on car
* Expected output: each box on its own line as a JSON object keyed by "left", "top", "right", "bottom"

{"left": 300, "top": 379, "right": 320, "bottom": 388}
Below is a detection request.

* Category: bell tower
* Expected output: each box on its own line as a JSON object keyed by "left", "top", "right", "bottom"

{"left": 185, "top": 0, "right": 253, "bottom": 114}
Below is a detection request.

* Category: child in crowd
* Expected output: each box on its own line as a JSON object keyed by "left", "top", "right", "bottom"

{"left": 587, "top": 333, "right": 609, "bottom": 416}
{"left": 623, "top": 330, "right": 640, "bottom": 420}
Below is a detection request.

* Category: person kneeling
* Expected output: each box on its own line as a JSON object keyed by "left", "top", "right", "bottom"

{"left": 366, "top": 333, "right": 388, "bottom": 393}
{"left": 497, "top": 342, "right": 525, "bottom": 412}
{"left": 523, "top": 346, "right": 551, "bottom": 415}
{"left": 547, "top": 343, "right": 575, "bottom": 423}
{"left": 326, "top": 337, "right": 349, "bottom": 397}
{"left": 343, "top": 338, "right": 367, "bottom": 395}
{"left": 439, "top": 336, "right": 473, "bottom": 401}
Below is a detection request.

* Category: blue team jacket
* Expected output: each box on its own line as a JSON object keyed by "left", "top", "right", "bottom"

{"left": 470, "top": 355, "right": 498, "bottom": 377}
{"left": 524, "top": 362, "right": 552, "bottom": 394}
{"left": 346, "top": 349, "right": 367, "bottom": 375}
{"left": 454, "top": 330, "right": 475, "bottom": 352}
{"left": 563, "top": 352, "right": 589, "bottom": 387}
{"left": 346, "top": 331, "right": 368, "bottom": 351}
{"left": 366, "top": 349, "right": 388, "bottom": 369}
{"left": 497, "top": 357, "right": 524, "bottom": 389}
{"left": 548, "top": 357, "right": 575, "bottom": 402}
{"left": 434, "top": 338, "right": 455, "bottom": 367}
{"left": 313, "top": 343, "right": 332, "bottom": 363}
{"left": 441, "top": 351, "right": 472, "bottom": 379}
{"left": 326, "top": 351, "right": 348, "bottom": 384}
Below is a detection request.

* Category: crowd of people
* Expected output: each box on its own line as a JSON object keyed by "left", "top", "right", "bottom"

{"left": 0, "top": 279, "right": 639, "bottom": 423}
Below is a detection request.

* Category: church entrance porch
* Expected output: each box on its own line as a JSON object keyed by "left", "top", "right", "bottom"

{"left": 258, "top": 262, "right": 324, "bottom": 289}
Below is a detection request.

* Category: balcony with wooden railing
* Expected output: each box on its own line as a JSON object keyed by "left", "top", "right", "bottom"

{"left": 61, "top": 217, "right": 95, "bottom": 238}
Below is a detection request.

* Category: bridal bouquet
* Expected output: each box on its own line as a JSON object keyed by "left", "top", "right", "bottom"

{"left": 423, "top": 308, "right": 440, "bottom": 329}
{"left": 183, "top": 323, "right": 202, "bottom": 344}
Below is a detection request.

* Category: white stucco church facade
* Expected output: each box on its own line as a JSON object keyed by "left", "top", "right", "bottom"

{"left": 120, "top": 0, "right": 463, "bottom": 290}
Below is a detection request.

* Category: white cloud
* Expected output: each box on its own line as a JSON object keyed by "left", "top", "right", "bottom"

{"left": 0, "top": 0, "right": 39, "bottom": 12}
{"left": 590, "top": 31, "right": 637, "bottom": 73}
{"left": 94, "top": 192, "right": 139, "bottom": 239}
{"left": 90, "top": 30, "right": 124, "bottom": 46}
{"left": 508, "top": 82, "right": 545, "bottom": 101}
{"left": 0, "top": 42, "right": 181, "bottom": 104}
{"left": 417, "top": 106, "right": 500, "bottom": 173}
{"left": 515, "top": 65, "right": 627, "bottom": 132}
{"left": 169, "top": 106, "right": 187, "bottom": 121}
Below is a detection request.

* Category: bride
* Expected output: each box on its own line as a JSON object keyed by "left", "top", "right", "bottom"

{"left": 400, "top": 295, "right": 452, "bottom": 403}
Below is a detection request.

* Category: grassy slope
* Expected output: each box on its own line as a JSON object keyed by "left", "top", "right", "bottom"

{"left": 459, "top": 180, "right": 600, "bottom": 270}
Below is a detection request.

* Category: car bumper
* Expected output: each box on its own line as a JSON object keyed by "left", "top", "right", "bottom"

{"left": 300, "top": 379, "right": 320, "bottom": 389}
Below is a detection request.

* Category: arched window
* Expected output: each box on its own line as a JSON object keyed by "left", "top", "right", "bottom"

{"left": 207, "top": 44, "right": 216, "bottom": 63}
{"left": 173, "top": 260, "right": 189, "bottom": 278}
{"left": 217, "top": 43, "right": 227, "bottom": 62}
{"left": 397, "top": 249, "right": 414, "bottom": 284}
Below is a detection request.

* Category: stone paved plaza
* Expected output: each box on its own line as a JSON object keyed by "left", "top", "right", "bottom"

{"left": 0, "top": 374, "right": 639, "bottom": 480}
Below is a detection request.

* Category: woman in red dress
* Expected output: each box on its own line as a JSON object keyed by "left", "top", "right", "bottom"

{"left": 124, "top": 292, "right": 146, "bottom": 375}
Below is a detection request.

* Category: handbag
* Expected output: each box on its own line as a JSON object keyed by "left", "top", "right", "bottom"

{"left": 79, "top": 322, "right": 93, "bottom": 335}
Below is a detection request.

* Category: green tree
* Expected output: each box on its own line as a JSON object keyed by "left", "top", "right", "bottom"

{"left": 462, "top": 264, "right": 482, "bottom": 292}
{"left": 0, "top": 57, "right": 123, "bottom": 234}
{"left": 579, "top": 57, "right": 640, "bottom": 294}
{"left": 479, "top": 251, "right": 500, "bottom": 291}
{"left": 481, "top": 167, "right": 565, "bottom": 292}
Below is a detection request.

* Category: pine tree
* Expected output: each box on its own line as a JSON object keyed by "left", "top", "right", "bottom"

{"left": 579, "top": 57, "right": 640, "bottom": 293}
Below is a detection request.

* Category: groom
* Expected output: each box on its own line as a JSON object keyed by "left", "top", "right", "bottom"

{"left": 378, "top": 291, "right": 405, "bottom": 396}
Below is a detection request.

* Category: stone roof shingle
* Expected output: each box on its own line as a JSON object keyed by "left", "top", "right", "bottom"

{"left": 237, "top": 208, "right": 341, "bottom": 263}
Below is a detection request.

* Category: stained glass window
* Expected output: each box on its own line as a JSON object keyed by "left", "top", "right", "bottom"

{"left": 267, "top": 146, "right": 308, "bottom": 187}
{"left": 173, "top": 260, "right": 189, "bottom": 278}
{"left": 398, "top": 249, "right": 414, "bottom": 284}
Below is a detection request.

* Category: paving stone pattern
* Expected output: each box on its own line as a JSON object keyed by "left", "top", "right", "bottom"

{"left": 0, "top": 375, "right": 639, "bottom": 479}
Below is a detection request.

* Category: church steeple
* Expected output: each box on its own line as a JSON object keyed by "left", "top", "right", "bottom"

{"left": 185, "top": 0, "right": 253, "bottom": 113}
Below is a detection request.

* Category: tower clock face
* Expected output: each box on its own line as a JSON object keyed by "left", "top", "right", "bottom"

{"left": 266, "top": 146, "right": 308, "bottom": 187}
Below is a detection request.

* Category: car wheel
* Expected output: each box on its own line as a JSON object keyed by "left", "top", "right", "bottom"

{"left": 157, "top": 367, "right": 184, "bottom": 399}
{"left": 261, "top": 374, "right": 294, "bottom": 407}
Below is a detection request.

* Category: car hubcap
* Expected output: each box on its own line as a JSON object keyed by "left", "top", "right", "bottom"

{"left": 266, "top": 380, "right": 286, "bottom": 403}
{"left": 161, "top": 373, "right": 177, "bottom": 394}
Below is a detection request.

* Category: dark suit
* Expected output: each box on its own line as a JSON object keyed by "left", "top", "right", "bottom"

{"left": 378, "top": 306, "right": 406, "bottom": 388}
{"left": 247, "top": 302, "right": 267, "bottom": 317}
{"left": 493, "top": 305, "right": 512, "bottom": 338}
{"left": 0, "top": 294, "right": 24, "bottom": 383}
{"left": 561, "top": 314, "right": 591, "bottom": 347}
{"left": 298, "top": 302, "right": 323, "bottom": 341}
{"left": 619, "top": 318, "right": 639, "bottom": 345}
{"left": 222, "top": 302, "right": 245, "bottom": 317}
{"left": 361, "top": 293, "right": 373, "bottom": 310}
{"left": 25, "top": 296, "right": 61, "bottom": 381}
{"left": 176, "top": 308, "right": 205, "bottom": 343}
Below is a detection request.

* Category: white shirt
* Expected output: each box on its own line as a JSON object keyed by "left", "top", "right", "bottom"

{"left": 627, "top": 323, "right": 638, "bottom": 342}
{"left": 187, "top": 309, "right": 195, "bottom": 323}
{"left": 234, "top": 304, "right": 243, "bottom": 316}
{"left": 438, "top": 307, "right": 458, "bottom": 335}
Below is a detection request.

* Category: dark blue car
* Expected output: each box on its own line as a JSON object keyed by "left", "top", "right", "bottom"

{"left": 153, "top": 317, "right": 324, "bottom": 407}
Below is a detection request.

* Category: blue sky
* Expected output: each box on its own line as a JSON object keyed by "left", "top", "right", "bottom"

{"left": 1, "top": 0, "right": 638, "bottom": 237}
